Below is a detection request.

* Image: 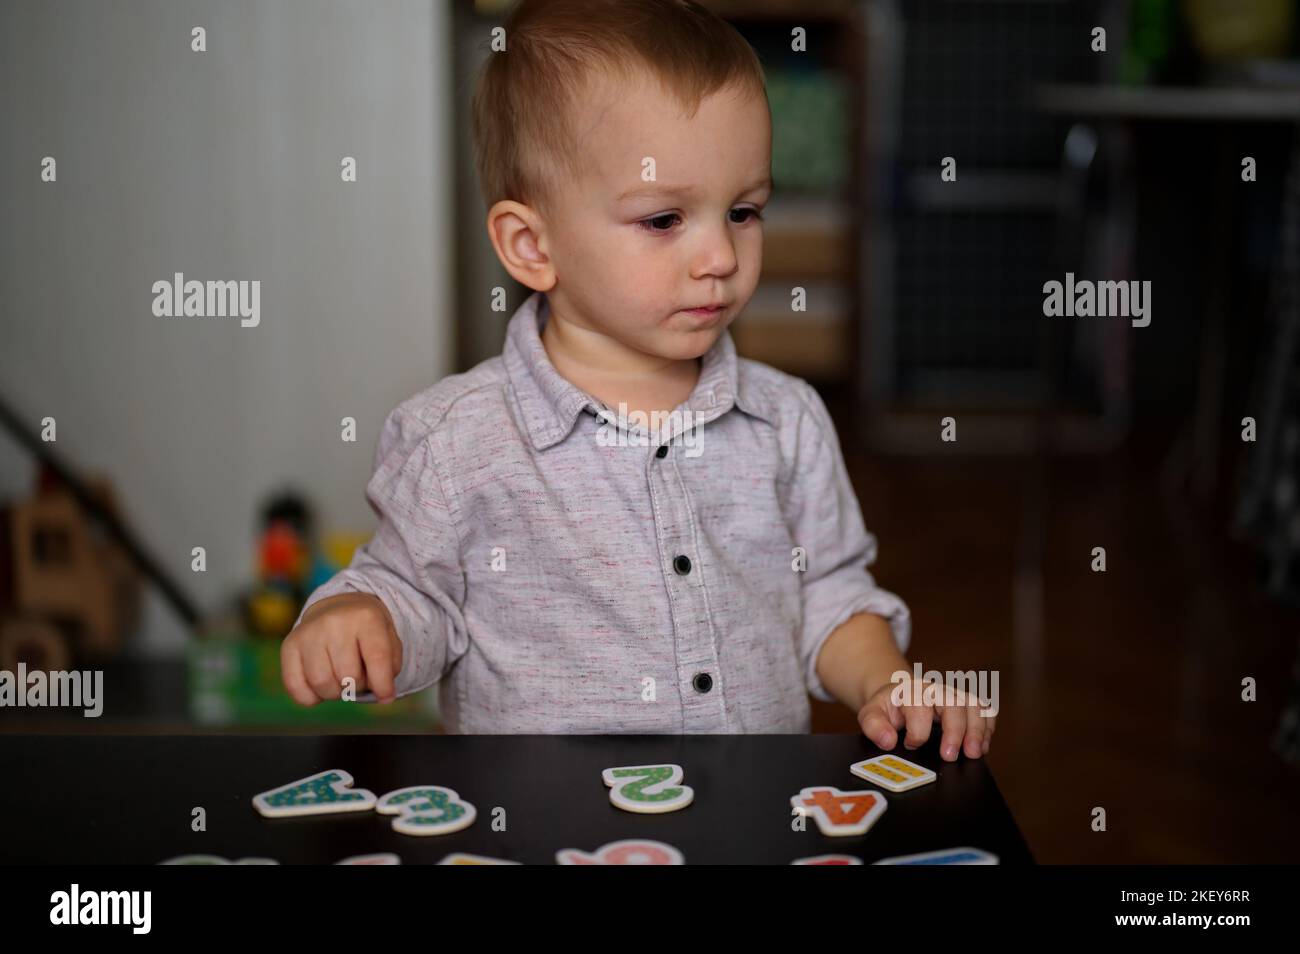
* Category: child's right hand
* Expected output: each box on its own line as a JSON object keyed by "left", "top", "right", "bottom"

{"left": 280, "top": 592, "right": 403, "bottom": 705}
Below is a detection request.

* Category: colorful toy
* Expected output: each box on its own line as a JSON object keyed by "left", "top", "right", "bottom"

{"left": 375, "top": 786, "right": 477, "bottom": 836}
{"left": 602, "top": 763, "right": 695, "bottom": 814}
{"left": 849, "top": 754, "right": 937, "bottom": 793}
{"left": 556, "top": 840, "right": 684, "bottom": 865}
{"left": 791, "top": 786, "right": 888, "bottom": 837}
{"left": 243, "top": 490, "right": 366, "bottom": 638}
{"left": 251, "top": 769, "right": 378, "bottom": 818}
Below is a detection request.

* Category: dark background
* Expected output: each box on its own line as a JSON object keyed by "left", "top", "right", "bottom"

{"left": 2, "top": 1, "right": 1298, "bottom": 864}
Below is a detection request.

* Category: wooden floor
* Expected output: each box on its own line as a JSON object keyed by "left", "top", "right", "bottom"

{"left": 809, "top": 409, "right": 1300, "bottom": 863}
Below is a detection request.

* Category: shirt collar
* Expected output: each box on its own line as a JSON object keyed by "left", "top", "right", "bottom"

{"left": 503, "top": 291, "right": 776, "bottom": 451}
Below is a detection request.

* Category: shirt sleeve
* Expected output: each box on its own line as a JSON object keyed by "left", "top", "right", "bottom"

{"left": 292, "top": 403, "right": 469, "bottom": 699}
{"left": 781, "top": 380, "right": 911, "bottom": 703}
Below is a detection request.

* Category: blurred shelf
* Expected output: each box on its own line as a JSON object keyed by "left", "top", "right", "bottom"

{"left": 1034, "top": 83, "right": 1300, "bottom": 121}
{"left": 699, "top": 0, "right": 857, "bottom": 21}
{"left": 862, "top": 408, "right": 1127, "bottom": 456}
{"left": 907, "top": 171, "right": 1062, "bottom": 212}
{"left": 733, "top": 282, "right": 851, "bottom": 378}
{"left": 732, "top": 319, "right": 850, "bottom": 380}
{"left": 761, "top": 194, "right": 852, "bottom": 278}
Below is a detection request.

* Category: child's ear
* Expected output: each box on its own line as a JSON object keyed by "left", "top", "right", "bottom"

{"left": 485, "top": 200, "right": 555, "bottom": 292}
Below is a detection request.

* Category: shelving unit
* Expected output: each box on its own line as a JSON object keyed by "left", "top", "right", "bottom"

{"left": 705, "top": 0, "right": 866, "bottom": 386}
{"left": 859, "top": 0, "right": 1112, "bottom": 453}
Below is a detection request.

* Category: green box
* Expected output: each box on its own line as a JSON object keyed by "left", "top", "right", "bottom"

{"left": 187, "top": 632, "right": 438, "bottom": 727}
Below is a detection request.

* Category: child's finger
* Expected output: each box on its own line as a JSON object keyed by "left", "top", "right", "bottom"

{"left": 858, "top": 704, "right": 898, "bottom": 749}
{"left": 960, "top": 706, "right": 987, "bottom": 759}
{"left": 304, "top": 645, "right": 341, "bottom": 701}
{"left": 359, "top": 629, "right": 399, "bottom": 703}
{"left": 281, "top": 641, "right": 319, "bottom": 706}
{"left": 883, "top": 695, "right": 906, "bottom": 730}
{"left": 981, "top": 713, "right": 996, "bottom": 753}
{"left": 901, "top": 705, "right": 933, "bottom": 750}
{"left": 937, "top": 704, "right": 967, "bottom": 761}
{"left": 326, "top": 636, "right": 365, "bottom": 700}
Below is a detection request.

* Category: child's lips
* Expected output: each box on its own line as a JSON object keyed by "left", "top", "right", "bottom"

{"left": 681, "top": 304, "right": 727, "bottom": 322}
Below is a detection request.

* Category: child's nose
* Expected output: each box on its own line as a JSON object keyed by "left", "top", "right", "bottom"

{"left": 690, "top": 225, "right": 739, "bottom": 278}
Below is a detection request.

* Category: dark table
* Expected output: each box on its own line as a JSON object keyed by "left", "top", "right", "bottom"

{"left": 0, "top": 733, "right": 1033, "bottom": 864}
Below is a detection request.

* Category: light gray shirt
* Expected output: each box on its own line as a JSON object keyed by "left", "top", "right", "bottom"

{"left": 295, "top": 291, "right": 910, "bottom": 732}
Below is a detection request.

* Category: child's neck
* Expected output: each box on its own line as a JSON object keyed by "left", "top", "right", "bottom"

{"left": 540, "top": 306, "right": 702, "bottom": 419}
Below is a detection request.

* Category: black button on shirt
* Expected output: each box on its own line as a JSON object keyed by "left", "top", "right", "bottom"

{"left": 693, "top": 672, "right": 713, "bottom": 693}
{"left": 673, "top": 554, "right": 692, "bottom": 575}
{"left": 656, "top": 445, "right": 669, "bottom": 458}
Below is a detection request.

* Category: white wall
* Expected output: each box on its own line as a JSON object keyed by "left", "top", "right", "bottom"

{"left": 0, "top": 0, "right": 453, "bottom": 655}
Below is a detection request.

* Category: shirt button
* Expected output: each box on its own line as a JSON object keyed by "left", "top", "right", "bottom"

{"left": 656, "top": 445, "right": 668, "bottom": 458}
{"left": 673, "top": 554, "right": 692, "bottom": 575}
{"left": 692, "top": 672, "right": 713, "bottom": 694}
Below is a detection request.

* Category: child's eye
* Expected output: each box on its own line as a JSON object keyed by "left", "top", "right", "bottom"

{"left": 637, "top": 213, "right": 681, "bottom": 233}
{"left": 636, "top": 207, "right": 764, "bottom": 234}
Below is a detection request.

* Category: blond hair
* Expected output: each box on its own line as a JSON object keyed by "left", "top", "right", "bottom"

{"left": 470, "top": 0, "right": 767, "bottom": 217}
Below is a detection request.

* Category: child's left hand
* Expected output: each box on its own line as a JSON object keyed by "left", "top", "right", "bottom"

{"left": 855, "top": 676, "right": 996, "bottom": 761}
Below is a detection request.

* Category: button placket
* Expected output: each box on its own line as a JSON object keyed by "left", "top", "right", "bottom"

{"left": 647, "top": 438, "right": 726, "bottom": 731}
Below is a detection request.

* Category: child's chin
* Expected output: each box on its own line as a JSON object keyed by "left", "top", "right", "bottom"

{"left": 659, "top": 324, "right": 722, "bottom": 355}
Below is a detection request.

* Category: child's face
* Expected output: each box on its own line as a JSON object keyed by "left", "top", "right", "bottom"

{"left": 531, "top": 68, "right": 772, "bottom": 363}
